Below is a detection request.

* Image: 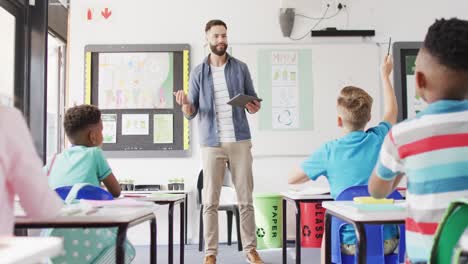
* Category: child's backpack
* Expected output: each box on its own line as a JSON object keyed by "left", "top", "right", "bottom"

{"left": 45, "top": 183, "right": 136, "bottom": 264}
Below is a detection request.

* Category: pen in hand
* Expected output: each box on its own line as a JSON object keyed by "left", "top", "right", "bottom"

{"left": 387, "top": 37, "right": 392, "bottom": 56}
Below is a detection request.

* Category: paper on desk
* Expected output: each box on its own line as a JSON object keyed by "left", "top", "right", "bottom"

{"left": 287, "top": 186, "right": 330, "bottom": 195}
{"left": 79, "top": 198, "right": 156, "bottom": 208}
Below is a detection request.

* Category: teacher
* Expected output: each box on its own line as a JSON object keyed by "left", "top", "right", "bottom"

{"left": 174, "top": 19, "right": 263, "bottom": 264}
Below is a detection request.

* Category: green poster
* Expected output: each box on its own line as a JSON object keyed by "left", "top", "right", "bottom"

{"left": 258, "top": 50, "right": 313, "bottom": 131}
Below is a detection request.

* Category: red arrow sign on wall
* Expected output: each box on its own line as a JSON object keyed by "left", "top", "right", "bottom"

{"left": 101, "top": 8, "right": 112, "bottom": 19}
{"left": 87, "top": 8, "right": 92, "bottom": 20}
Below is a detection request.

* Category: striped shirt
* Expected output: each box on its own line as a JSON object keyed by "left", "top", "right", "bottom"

{"left": 376, "top": 100, "right": 468, "bottom": 263}
{"left": 211, "top": 64, "right": 236, "bottom": 142}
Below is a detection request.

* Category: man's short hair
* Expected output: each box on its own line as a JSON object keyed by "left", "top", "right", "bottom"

{"left": 337, "top": 86, "right": 373, "bottom": 130}
{"left": 424, "top": 18, "right": 468, "bottom": 71}
{"left": 205, "top": 19, "right": 227, "bottom": 32}
{"left": 64, "top": 104, "right": 101, "bottom": 143}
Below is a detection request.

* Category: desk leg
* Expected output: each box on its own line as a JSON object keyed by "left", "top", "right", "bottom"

{"left": 116, "top": 224, "right": 128, "bottom": 264}
{"left": 324, "top": 212, "right": 332, "bottom": 264}
{"left": 282, "top": 199, "right": 287, "bottom": 264}
{"left": 185, "top": 193, "right": 188, "bottom": 245}
{"left": 169, "top": 202, "right": 175, "bottom": 264}
{"left": 294, "top": 201, "right": 301, "bottom": 264}
{"left": 353, "top": 222, "right": 367, "bottom": 264}
{"left": 180, "top": 201, "right": 185, "bottom": 264}
{"left": 151, "top": 217, "right": 157, "bottom": 264}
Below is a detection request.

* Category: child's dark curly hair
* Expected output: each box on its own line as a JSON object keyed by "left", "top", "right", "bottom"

{"left": 64, "top": 104, "right": 101, "bottom": 142}
{"left": 424, "top": 18, "right": 468, "bottom": 71}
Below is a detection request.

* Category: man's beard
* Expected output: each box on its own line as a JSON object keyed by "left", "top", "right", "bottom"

{"left": 210, "top": 43, "right": 228, "bottom": 56}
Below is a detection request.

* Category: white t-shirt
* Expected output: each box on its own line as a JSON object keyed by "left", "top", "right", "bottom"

{"left": 211, "top": 64, "right": 236, "bottom": 142}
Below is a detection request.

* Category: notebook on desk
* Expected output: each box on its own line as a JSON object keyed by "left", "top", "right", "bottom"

{"left": 350, "top": 201, "right": 406, "bottom": 212}
{"left": 282, "top": 186, "right": 331, "bottom": 199}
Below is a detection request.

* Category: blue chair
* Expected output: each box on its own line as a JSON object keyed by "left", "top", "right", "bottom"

{"left": 55, "top": 184, "right": 114, "bottom": 201}
{"left": 331, "top": 185, "right": 406, "bottom": 264}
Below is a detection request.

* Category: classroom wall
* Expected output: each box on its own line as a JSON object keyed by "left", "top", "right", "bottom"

{"left": 67, "top": 0, "right": 468, "bottom": 245}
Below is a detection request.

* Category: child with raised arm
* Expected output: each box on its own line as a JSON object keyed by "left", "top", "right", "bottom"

{"left": 369, "top": 18, "right": 468, "bottom": 263}
{"left": 289, "top": 55, "right": 399, "bottom": 260}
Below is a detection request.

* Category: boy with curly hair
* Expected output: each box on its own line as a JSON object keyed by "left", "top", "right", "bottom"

{"left": 369, "top": 18, "right": 468, "bottom": 263}
{"left": 46, "top": 104, "right": 120, "bottom": 196}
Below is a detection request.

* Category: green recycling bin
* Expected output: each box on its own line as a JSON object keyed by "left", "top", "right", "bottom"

{"left": 253, "top": 193, "right": 283, "bottom": 249}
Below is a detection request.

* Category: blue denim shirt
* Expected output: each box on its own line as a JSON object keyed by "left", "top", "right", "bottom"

{"left": 186, "top": 54, "right": 257, "bottom": 147}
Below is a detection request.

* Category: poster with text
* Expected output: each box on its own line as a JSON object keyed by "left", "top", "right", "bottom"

{"left": 258, "top": 50, "right": 313, "bottom": 131}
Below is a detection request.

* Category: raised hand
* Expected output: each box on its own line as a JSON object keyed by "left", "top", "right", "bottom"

{"left": 381, "top": 55, "right": 393, "bottom": 78}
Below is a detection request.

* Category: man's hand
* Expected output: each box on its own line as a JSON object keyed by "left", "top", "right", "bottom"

{"left": 245, "top": 100, "right": 261, "bottom": 114}
{"left": 173, "top": 90, "right": 194, "bottom": 116}
{"left": 173, "top": 90, "right": 190, "bottom": 106}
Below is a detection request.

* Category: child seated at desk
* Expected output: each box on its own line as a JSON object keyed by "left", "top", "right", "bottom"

{"left": 369, "top": 18, "right": 468, "bottom": 263}
{"left": 45, "top": 104, "right": 133, "bottom": 264}
{"left": 45, "top": 104, "right": 120, "bottom": 197}
{"left": 288, "top": 56, "right": 399, "bottom": 259}
{"left": 0, "top": 106, "right": 62, "bottom": 236}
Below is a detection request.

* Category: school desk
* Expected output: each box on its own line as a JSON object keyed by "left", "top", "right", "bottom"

{"left": 123, "top": 193, "right": 185, "bottom": 264}
{"left": 123, "top": 190, "right": 189, "bottom": 245}
{"left": 281, "top": 191, "right": 333, "bottom": 264}
{"left": 0, "top": 237, "right": 63, "bottom": 264}
{"left": 322, "top": 201, "right": 406, "bottom": 264}
{"left": 15, "top": 206, "right": 157, "bottom": 264}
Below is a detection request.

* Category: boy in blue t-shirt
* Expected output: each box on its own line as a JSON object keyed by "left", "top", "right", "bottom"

{"left": 289, "top": 56, "right": 399, "bottom": 258}
{"left": 44, "top": 105, "right": 130, "bottom": 264}
{"left": 46, "top": 104, "right": 120, "bottom": 196}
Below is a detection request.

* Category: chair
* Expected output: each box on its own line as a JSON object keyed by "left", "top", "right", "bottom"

{"left": 430, "top": 199, "right": 468, "bottom": 264}
{"left": 55, "top": 184, "right": 114, "bottom": 201}
{"left": 331, "top": 185, "right": 406, "bottom": 264}
{"left": 197, "top": 168, "right": 242, "bottom": 252}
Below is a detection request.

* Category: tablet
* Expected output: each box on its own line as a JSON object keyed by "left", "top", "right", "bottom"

{"left": 227, "top": 94, "right": 262, "bottom": 107}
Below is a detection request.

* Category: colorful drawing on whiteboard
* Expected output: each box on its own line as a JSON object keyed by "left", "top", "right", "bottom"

{"left": 98, "top": 52, "right": 173, "bottom": 109}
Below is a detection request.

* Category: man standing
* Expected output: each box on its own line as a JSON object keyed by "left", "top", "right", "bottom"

{"left": 174, "top": 20, "right": 263, "bottom": 264}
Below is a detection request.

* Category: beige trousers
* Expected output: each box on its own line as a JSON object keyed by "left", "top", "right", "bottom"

{"left": 201, "top": 140, "right": 257, "bottom": 256}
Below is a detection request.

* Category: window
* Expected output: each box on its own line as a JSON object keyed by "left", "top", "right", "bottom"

{"left": 0, "top": 6, "right": 15, "bottom": 107}
{"left": 46, "top": 33, "right": 66, "bottom": 160}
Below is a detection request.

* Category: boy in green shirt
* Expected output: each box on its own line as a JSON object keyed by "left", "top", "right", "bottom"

{"left": 46, "top": 104, "right": 120, "bottom": 197}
